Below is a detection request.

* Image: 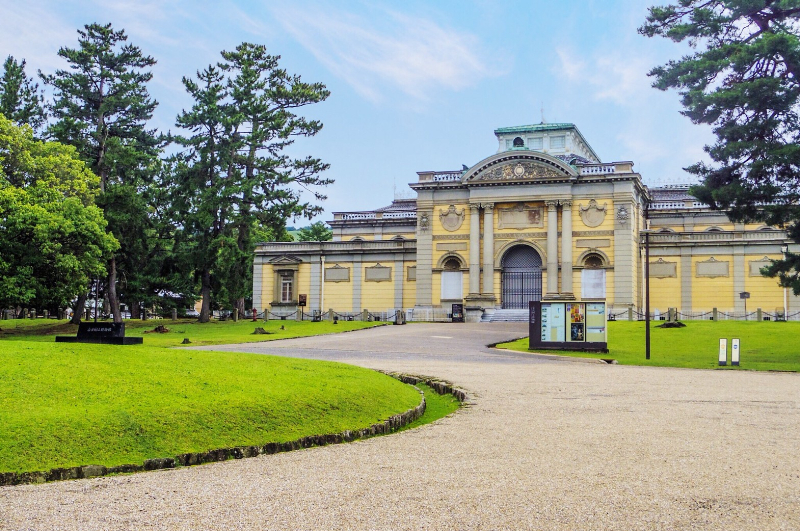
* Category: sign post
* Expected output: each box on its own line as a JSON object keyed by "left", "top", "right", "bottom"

{"left": 740, "top": 292, "right": 750, "bottom": 319}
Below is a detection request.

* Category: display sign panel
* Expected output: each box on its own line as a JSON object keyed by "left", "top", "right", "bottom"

{"left": 585, "top": 303, "right": 607, "bottom": 342}
{"left": 540, "top": 303, "right": 566, "bottom": 342}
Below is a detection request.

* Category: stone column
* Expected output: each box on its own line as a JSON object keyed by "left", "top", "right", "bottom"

{"left": 482, "top": 203, "right": 495, "bottom": 296}
{"left": 469, "top": 204, "right": 481, "bottom": 295}
{"left": 546, "top": 200, "right": 559, "bottom": 295}
{"left": 560, "top": 199, "right": 574, "bottom": 297}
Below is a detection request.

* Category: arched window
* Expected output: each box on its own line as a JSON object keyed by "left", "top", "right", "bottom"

{"left": 443, "top": 258, "right": 461, "bottom": 270}
{"left": 513, "top": 136, "right": 524, "bottom": 147}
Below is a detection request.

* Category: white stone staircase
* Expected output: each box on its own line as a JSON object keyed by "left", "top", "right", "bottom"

{"left": 482, "top": 309, "right": 529, "bottom": 322}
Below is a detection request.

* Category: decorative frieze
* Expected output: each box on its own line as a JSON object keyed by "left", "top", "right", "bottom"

{"left": 432, "top": 234, "right": 471, "bottom": 241}
{"left": 572, "top": 230, "right": 614, "bottom": 237}
{"left": 696, "top": 257, "right": 729, "bottom": 278}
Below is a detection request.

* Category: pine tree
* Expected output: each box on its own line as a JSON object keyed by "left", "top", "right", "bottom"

{"left": 0, "top": 56, "right": 46, "bottom": 131}
{"left": 42, "top": 23, "right": 160, "bottom": 323}
{"left": 640, "top": 1, "right": 800, "bottom": 292}
{"left": 172, "top": 44, "right": 331, "bottom": 322}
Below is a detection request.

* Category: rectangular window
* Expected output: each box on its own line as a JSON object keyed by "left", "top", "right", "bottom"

{"left": 281, "top": 277, "right": 293, "bottom": 303}
{"left": 528, "top": 137, "right": 543, "bottom": 150}
{"left": 550, "top": 135, "right": 566, "bottom": 149}
{"left": 581, "top": 269, "right": 606, "bottom": 299}
{"left": 441, "top": 271, "right": 463, "bottom": 300}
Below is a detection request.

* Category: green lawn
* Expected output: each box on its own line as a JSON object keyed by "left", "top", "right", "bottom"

{"left": 0, "top": 317, "right": 383, "bottom": 347}
{"left": 0, "top": 318, "right": 445, "bottom": 475}
{"left": 495, "top": 320, "right": 800, "bottom": 371}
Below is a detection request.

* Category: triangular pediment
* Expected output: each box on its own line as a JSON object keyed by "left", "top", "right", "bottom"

{"left": 268, "top": 255, "right": 303, "bottom": 265}
{"left": 463, "top": 152, "right": 577, "bottom": 184}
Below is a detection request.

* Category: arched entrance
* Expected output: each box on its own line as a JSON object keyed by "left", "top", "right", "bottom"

{"left": 501, "top": 245, "right": 543, "bottom": 309}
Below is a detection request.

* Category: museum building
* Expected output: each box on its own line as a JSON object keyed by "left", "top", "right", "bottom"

{"left": 253, "top": 123, "right": 796, "bottom": 321}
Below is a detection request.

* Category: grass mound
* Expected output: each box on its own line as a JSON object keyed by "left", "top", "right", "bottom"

{"left": 0, "top": 341, "right": 421, "bottom": 473}
{"left": 496, "top": 320, "right": 800, "bottom": 371}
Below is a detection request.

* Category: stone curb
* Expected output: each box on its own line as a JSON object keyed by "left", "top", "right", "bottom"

{"left": 0, "top": 371, "right": 458, "bottom": 487}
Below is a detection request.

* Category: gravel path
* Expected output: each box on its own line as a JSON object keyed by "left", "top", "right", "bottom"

{"left": 2, "top": 323, "right": 799, "bottom": 530}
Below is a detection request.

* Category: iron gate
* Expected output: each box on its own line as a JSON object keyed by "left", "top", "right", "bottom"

{"left": 501, "top": 271, "right": 542, "bottom": 309}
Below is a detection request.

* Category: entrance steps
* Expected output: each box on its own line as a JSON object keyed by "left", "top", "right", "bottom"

{"left": 482, "top": 309, "right": 529, "bottom": 322}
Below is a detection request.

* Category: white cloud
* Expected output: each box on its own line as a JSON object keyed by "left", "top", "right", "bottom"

{"left": 270, "top": 5, "right": 503, "bottom": 102}
{"left": 555, "top": 47, "right": 654, "bottom": 106}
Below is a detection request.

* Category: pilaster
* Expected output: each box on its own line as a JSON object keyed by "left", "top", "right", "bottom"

{"left": 352, "top": 257, "right": 362, "bottom": 312}
{"left": 415, "top": 208, "right": 434, "bottom": 307}
{"left": 482, "top": 203, "right": 495, "bottom": 297}
{"left": 545, "top": 200, "right": 559, "bottom": 296}
{"left": 560, "top": 199, "right": 574, "bottom": 297}
{"left": 469, "top": 204, "right": 481, "bottom": 295}
{"left": 310, "top": 260, "right": 321, "bottom": 312}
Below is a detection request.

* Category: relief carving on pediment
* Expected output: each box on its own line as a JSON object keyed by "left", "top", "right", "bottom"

{"left": 477, "top": 161, "right": 564, "bottom": 181}
{"left": 579, "top": 199, "right": 607, "bottom": 228}
{"left": 439, "top": 205, "right": 465, "bottom": 232}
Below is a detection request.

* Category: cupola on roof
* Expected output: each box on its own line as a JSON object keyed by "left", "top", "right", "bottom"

{"left": 493, "top": 122, "right": 600, "bottom": 163}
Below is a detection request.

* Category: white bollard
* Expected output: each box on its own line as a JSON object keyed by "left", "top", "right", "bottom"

{"left": 719, "top": 338, "right": 727, "bottom": 366}
{"left": 731, "top": 338, "right": 740, "bottom": 366}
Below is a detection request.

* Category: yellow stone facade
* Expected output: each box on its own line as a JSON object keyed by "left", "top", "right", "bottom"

{"left": 253, "top": 123, "right": 795, "bottom": 321}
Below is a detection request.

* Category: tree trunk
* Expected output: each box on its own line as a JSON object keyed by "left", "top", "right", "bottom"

{"left": 199, "top": 269, "right": 212, "bottom": 323}
{"left": 70, "top": 292, "right": 87, "bottom": 324}
{"left": 107, "top": 257, "right": 122, "bottom": 323}
{"left": 131, "top": 300, "right": 141, "bottom": 319}
{"left": 235, "top": 297, "right": 246, "bottom": 317}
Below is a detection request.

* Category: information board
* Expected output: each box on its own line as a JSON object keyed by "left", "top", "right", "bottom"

{"left": 585, "top": 303, "right": 607, "bottom": 342}
{"left": 540, "top": 303, "right": 566, "bottom": 342}
{"left": 529, "top": 300, "right": 608, "bottom": 352}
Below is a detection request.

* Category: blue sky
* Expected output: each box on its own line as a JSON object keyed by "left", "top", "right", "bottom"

{"left": 1, "top": 0, "right": 713, "bottom": 223}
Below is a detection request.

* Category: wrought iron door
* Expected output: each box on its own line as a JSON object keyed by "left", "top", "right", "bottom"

{"left": 501, "top": 245, "right": 543, "bottom": 309}
{"left": 502, "top": 271, "right": 542, "bottom": 308}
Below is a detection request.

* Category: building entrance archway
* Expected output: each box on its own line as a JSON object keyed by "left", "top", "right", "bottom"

{"left": 501, "top": 245, "right": 543, "bottom": 309}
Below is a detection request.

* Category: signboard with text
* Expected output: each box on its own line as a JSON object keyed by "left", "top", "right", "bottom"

{"left": 530, "top": 300, "right": 608, "bottom": 352}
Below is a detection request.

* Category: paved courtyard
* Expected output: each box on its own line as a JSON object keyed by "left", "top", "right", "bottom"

{"left": 2, "top": 323, "right": 799, "bottom": 530}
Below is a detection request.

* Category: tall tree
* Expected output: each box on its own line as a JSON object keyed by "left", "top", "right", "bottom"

{"left": 42, "top": 23, "right": 160, "bottom": 323}
{"left": 0, "top": 114, "right": 118, "bottom": 311}
{"left": 0, "top": 56, "right": 46, "bottom": 131}
{"left": 640, "top": 1, "right": 800, "bottom": 291}
{"left": 173, "top": 43, "right": 331, "bottom": 322}
{"left": 296, "top": 221, "right": 332, "bottom": 242}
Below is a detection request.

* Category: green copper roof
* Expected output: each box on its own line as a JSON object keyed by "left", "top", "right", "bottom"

{"left": 493, "top": 122, "right": 600, "bottom": 162}
{"left": 493, "top": 122, "right": 575, "bottom": 134}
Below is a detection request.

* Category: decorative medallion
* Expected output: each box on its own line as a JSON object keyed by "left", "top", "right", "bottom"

{"left": 478, "top": 161, "right": 564, "bottom": 181}
{"left": 616, "top": 206, "right": 629, "bottom": 222}
{"left": 439, "top": 205, "right": 465, "bottom": 232}
{"left": 579, "top": 199, "right": 607, "bottom": 228}
{"left": 418, "top": 213, "right": 430, "bottom": 232}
